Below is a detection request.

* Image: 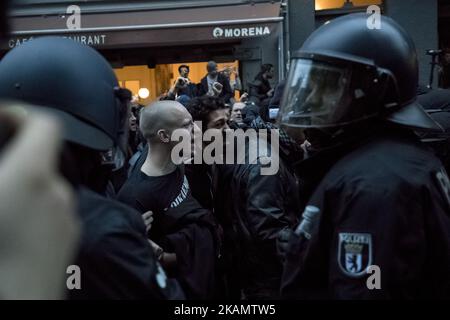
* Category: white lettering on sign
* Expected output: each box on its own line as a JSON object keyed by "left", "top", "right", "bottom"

{"left": 8, "top": 37, "right": 34, "bottom": 48}
{"left": 7, "top": 35, "right": 107, "bottom": 49}
{"left": 213, "top": 26, "right": 271, "bottom": 38}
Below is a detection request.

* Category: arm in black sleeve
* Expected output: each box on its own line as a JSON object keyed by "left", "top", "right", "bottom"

{"left": 245, "top": 164, "right": 296, "bottom": 251}
{"left": 76, "top": 209, "right": 185, "bottom": 300}
{"left": 248, "top": 80, "right": 267, "bottom": 101}
{"left": 220, "top": 76, "right": 234, "bottom": 103}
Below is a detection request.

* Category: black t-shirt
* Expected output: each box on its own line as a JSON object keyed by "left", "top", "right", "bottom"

{"left": 117, "top": 167, "right": 207, "bottom": 240}
{"left": 118, "top": 167, "right": 184, "bottom": 214}
{"left": 116, "top": 166, "right": 218, "bottom": 299}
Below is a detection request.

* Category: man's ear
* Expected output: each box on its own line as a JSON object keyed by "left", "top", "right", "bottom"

{"left": 157, "top": 129, "right": 171, "bottom": 143}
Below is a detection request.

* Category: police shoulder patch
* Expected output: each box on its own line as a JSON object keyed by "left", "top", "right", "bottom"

{"left": 338, "top": 233, "right": 372, "bottom": 278}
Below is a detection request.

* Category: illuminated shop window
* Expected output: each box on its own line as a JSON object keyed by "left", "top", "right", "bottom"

{"left": 316, "top": 0, "right": 382, "bottom": 11}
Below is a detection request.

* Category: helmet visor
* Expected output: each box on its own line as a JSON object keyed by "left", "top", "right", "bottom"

{"left": 279, "top": 58, "right": 356, "bottom": 128}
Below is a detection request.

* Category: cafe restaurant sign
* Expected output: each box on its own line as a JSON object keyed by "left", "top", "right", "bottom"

{"left": 8, "top": 34, "right": 108, "bottom": 49}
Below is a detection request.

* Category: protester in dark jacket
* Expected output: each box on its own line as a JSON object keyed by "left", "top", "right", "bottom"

{"left": 248, "top": 64, "right": 275, "bottom": 121}
{"left": 186, "top": 96, "right": 299, "bottom": 300}
{"left": 198, "top": 61, "right": 233, "bottom": 104}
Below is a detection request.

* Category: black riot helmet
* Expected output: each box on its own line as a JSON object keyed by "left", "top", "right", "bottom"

{"left": 0, "top": 37, "right": 131, "bottom": 168}
{"left": 279, "top": 13, "right": 442, "bottom": 133}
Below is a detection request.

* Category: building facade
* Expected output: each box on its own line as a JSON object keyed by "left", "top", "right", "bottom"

{"left": 3, "top": 0, "right": 444, "bottom": 102}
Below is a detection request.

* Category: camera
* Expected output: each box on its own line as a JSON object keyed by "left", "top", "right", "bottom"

{"left": 176, "top": 77, "right": 189, "bottom": 87}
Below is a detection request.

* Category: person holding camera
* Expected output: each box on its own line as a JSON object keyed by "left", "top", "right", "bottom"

{"left": 168, "top": 64, "right": 197, "bottom": 100}
{"left": 198, "top": 61, "right": 233, "bottom": 104}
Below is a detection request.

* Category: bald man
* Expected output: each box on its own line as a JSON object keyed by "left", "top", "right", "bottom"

{"left": 117, "top": 101, "right": 218, "bottom": 300}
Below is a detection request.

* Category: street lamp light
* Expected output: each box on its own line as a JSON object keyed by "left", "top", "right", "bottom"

{"left": 138, "top": 88, "right": 150, "bottom": 100}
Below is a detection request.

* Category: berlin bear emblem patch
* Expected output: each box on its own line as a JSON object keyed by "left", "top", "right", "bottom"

{"left": 338, "top": 233, "right": 372, "bottom": 278}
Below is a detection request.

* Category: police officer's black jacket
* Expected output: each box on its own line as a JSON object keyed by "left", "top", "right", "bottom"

{"left": 282, "top": 126, "right": 450, "bottom": 299}
{"left": 214, "top": 136, "right": 299, "bottom": 299}
{"left": 68, "top": 187, "right": 185, "bottom": 299}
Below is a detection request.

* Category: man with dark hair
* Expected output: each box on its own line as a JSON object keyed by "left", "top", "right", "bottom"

{"left": 248, "top": 63, "right": 275, "bottom": 121}
{"left": 187, "top": 95, "right": 230, "bottom": 131}
{"left": 168, "top": 64, "right": 197, "bottom": 99}
{"left": 249, "top": 64, "right": 275, "bottom": 100}
{"left": 186, "top": 96, "right": 299, "bottom": 300}
{"left": 198, "top": 61, "right": 233, "bottom": 104}
{"left": 178, "top": 64, "right": 190, "bottom": 77}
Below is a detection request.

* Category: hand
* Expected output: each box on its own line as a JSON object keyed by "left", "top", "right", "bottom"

{"left": 0, "top": 107, "right": 80, "bottom": 299}
{"left": 212, "top": 82, "right": 223, "bottom": 96}
{"left": 267, "top": 88, "right": 275, "bottom": 98}
{"left": 148, "top": 239, "right": 163, "bottom": 260}
{"left": 147, "top": 240, "right": 176, "bottom": 270}
{"left": 277, "top": 227, "right": 295, "bottom": 260}
{"left": 142, "top": 210, "right": 154, "bottom": 233}
{"left": 301, "top": 140, "right": 312, "bottom": 153}
{"left": 239, "top": 92, "right": 249, "bottom": 102}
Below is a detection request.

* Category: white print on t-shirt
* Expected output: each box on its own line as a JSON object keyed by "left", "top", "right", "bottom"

{"left": 170, "top": 176, "right": 190, "bottom": 208}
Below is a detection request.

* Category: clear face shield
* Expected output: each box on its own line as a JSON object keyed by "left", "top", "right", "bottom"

{"left": 279, "top": 58, "right": 384, "bottom": 130}
{"left": 279, "top": 59, "right": 352, "bottom": 128}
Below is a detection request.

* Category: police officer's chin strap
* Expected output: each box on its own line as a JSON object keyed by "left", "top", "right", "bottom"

{"left": 60, "top": 143, "right": 113, "bottom": 194}
{"left": 102, "top": 87, "right": 132, "bottom": 172}
{"left": 304, "top": 120, "right": 381, "bottom": 159}
{"left": 101, "top": 145, "right": 126, "bottom": 172}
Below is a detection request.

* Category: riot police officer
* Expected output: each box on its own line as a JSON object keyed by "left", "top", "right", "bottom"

{"left": 0, "top": 37, "right": 184, "bottom": 299}
{"left": 278, "top": 13, "right": 450, "bottom": 299}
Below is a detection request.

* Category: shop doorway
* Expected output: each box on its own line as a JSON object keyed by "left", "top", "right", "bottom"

{"left": 114, "top": 60, "right": 240, "bottom": 105}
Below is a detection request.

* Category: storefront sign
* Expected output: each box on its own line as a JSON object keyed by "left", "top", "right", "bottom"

{"left": 8, "top": 34, "right": 107, "bottom": 49}
{"left": 213, "top": 25, "right": 271, "bottom": 39}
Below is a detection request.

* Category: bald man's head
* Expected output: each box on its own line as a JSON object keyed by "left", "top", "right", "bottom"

{"left": 140, "top": 100, "right": 193, "bottom": 144}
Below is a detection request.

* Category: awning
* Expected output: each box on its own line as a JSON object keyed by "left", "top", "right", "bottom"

{"left": 5, "top": 2, "right": 282, "bottom": 49}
